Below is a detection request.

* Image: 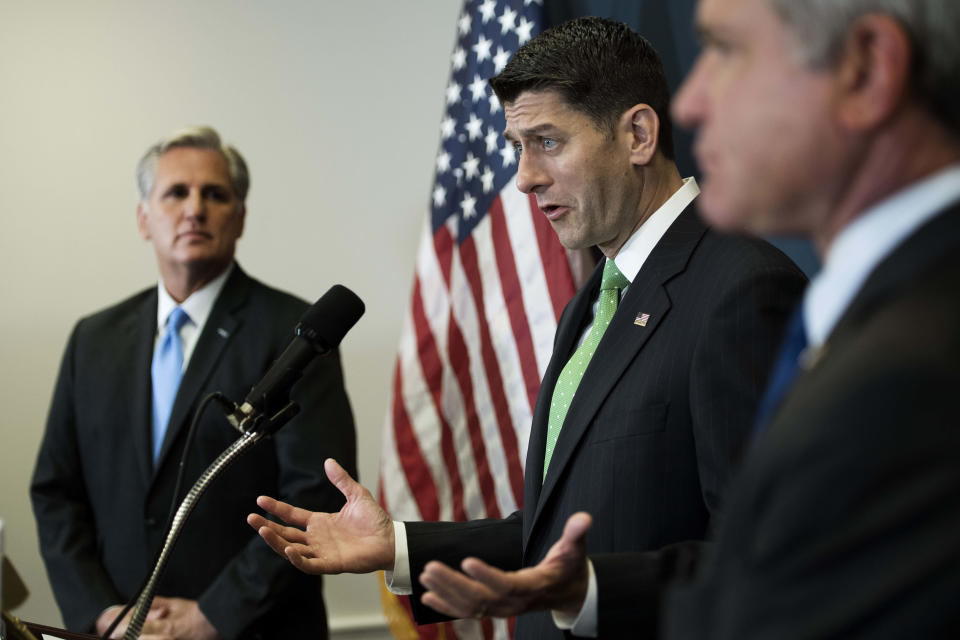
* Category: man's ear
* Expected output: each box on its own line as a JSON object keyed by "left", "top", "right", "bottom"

{"left": 136, "top": 201, "right": 151, "bottom": 240}
{"left": 623, "top": 103, "right": 660, "bottom": 166}
{"left": 834, "top": 13, "right": 911, "bottom": 131}
{"left": 235, "top": 203, "right": 246, "bottom": 238}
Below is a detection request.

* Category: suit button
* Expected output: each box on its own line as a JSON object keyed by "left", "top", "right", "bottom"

{"left": 145, "top": 517, "right": 158, "bottom": 527}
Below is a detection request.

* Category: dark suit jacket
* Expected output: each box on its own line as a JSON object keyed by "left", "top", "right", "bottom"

{"left": 31, "top": 265, "right": 357, "bottom": 639}
{"left": 405, "top": 206, "right": 807, "bottom": 638}
{"left": 664, "top": 203, "right": 960, "bottom": 638}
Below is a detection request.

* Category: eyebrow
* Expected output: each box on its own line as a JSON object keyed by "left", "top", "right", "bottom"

{"left": 503, "top": 122, "right": 560, "bottom": 141}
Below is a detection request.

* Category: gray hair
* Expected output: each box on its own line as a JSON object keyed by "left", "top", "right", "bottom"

{"left": 769, "top": 0, "right": 960, "bottom": 134}
{"left": 136, "top": 125, "right": 250, "bottom": 202}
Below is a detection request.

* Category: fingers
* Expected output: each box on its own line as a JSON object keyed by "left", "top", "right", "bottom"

{"left": 255, "top": 495, "right": 314, "bottom": 527}
{"left": 323, "top": 457, "right": 367, "bottom": 502}
{"left": 420, "top": 560, "right": 496, "bottom": 619}
{"left": 561, "top": 511, "right": 593, "bottom": 544}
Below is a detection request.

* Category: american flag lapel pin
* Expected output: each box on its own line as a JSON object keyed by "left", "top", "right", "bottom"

{"left": 634, "top": 312, "right": 650, "bottom": 327}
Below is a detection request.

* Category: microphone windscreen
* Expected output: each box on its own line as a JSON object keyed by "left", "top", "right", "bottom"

{"left": 298, "top": 285, "right": 365, "bottom": 350}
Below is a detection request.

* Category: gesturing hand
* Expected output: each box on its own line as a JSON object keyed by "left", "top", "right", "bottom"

{"left": 247, "top": 458, "right": 396, "bottom": 575}
{"left": 418, "top": 512, "right": 593, "bottom": 620}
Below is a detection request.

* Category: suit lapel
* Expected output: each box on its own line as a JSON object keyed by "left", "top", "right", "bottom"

{"left": 153, "top": 267, "right": 250, "bottom": 472}
{"left": 524, "top": 263, "right": 603, "bottom": 515}
{"left": 828, "top": 203, "right": 960, "bottom": 345}
{"left": 525, "top": 207, "right": 707, "bottom": 546}
{"left": 130, "top": 291, "right": 159, "bottom": 486}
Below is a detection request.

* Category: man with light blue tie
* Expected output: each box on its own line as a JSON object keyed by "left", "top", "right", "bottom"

{"left": 31, "top": 126, "right": 356, "bottom": 639}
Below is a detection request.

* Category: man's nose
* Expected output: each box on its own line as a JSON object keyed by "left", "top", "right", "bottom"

{"left": 671, "top": 54, "right": 708, "bottom": 130}
{"left": 183, "top": 190, "right": 206, "bottom": 219}
{"left": 515, "top": 152, "right": 550, "bottom": 194}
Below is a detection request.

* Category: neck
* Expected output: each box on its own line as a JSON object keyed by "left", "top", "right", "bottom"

{"left": 814, "top": 109, "right": 960, "bottom": 256}
{"left": 161, "top": 260, "right": 231, "bottom": 303}
{"left": 603, "top": 157, "right": 684, "bottom": 259}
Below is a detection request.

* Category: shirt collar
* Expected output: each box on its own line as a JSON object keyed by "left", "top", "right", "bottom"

{"left": 613, "top": 177, "right": 699, "bottom": 282}
{"left": 804, "top": 163, "right": 960, "bottom": 346}
{"left": 156, "top": 262, "right": 234, "bottom": 332}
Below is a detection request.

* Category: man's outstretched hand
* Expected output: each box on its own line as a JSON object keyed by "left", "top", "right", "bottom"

{"left": 419, "top": 512, "right": 592, "bottom": 620}
{"left": 247, "top": 458, "right": 395, "bottom": 575}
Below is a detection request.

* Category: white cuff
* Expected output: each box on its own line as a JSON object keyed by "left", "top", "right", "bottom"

{"left": 551, "top": 558, "right": 597, "bottom": 637}
{"left": 383, "top": 521, "right": 412, "bottom": 595}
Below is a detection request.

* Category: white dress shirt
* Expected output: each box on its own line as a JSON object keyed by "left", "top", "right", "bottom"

{"left": 154, "top": 263, "right": 234, "bottom": 369}
{"left": 804, "top": 164, "right": 960, "bottom": 346}
{"left": 383, "top": 178, "right": 700, "bottom": 636}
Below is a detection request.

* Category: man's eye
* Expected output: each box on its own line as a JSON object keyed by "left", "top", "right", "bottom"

{"left": 542, "top": 138, "right": 558, "bottom": 151}
{"left": 205, "top": 187, "right": 231, "bottom": 202}
{"left": 513, "top": 142, "right": 523, "bottom": 156}
{"left": 164, "top": 185, "right": 188, "bottom": 199}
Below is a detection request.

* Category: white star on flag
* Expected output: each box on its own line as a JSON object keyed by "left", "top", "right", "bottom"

{"left": 493, "top": 46, "right": 511, "bottom": 73}
{"left": 473, "top": 33, "right": 492, "bottom": 62}
{"left": 469, "top": 74, "right": 487, "bottom": 102}
{"left": 465, "top": 114, "right": 484, "bottom": 140}
{"left": 462, "top": 151, "right": 480, "bottom": 180}
{"left": 500, "top": 141, "right": 516, "bottom": 167}
{"left": 432, "top": 184, "right": 446, "bottom": 207}
{"left": 446, "top": 81, "right": 461, "bottom": 105}
{"left": 498, "top": 6, "right": 518, "bottom": 35}
{"left": 460, "top": 192, "right": 477, "bottom": 218}
{"left": 451, "top": 46, "right": 467, "bottom": 71}
{"left": 478, "top": 0, "right": 497, "bottom": 23}
{"left": 516, "top": 16, "right": 535, "bottom": 44}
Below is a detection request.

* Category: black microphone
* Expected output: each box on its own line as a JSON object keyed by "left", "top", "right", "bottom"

{"left": 232, "top": 284, "right": 364, "bottom": 430}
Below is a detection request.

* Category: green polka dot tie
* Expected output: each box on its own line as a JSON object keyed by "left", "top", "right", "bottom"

{"left": 543, "top": 259, "right": 629, "bottom": 479}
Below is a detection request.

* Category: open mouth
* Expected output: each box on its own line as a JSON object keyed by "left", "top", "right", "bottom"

{"left": 541, "top": 204, "right": 569, "bottom": 221}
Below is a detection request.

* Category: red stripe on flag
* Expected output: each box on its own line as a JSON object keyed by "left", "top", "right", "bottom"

{"left": 528, "top": 192, "right": 577, "bottom": 322}
{"left": 444, "top": 301, "right": 501, "bottom": 519}
{"left": 489, "top": 196, "right": 541, "bottom": 413}
{"left": 411, "top": 277, "right": 468, "bottom": 522}
{"left": 434, "top": 220, "right": 455, "bottom": 289}
{"left": 390, "top": 356, "right": 440, "bottom": 521}
{"left": 458, "top": 235, "right": 525, "bottom": 509}
{"left": 438, "top": 224, "right": 501, "bottom": 518}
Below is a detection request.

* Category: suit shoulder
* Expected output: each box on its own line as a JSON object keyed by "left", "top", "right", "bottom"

{"left": 695, "top": 229, "right": 807, "bottom": 283}
{"left": 71, "top": 287, "right": 154, "bottom": 338}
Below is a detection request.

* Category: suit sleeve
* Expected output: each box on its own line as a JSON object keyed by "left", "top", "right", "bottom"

{"left": 196, "top": 347, "right": 357, "bottom": 639}
{"left": 405, "top": 511, "right": 523, "bottom": 625}
{"left": 592, "top": 256, "right": 806, "bottom": 638}
{"left": 30, "top": 324, "right": 124, "bottom": 632}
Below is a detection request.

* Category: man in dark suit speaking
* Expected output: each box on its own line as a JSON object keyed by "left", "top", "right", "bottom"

{"left": 248, "top": 18, "right": 805, "bottom": 639}
{"left": 31, "top": 126, "right": 357, "bottom": 639}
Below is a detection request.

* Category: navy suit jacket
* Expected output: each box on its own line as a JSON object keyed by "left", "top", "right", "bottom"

{"left": 665, "top": 202, "right": 960, "bottom": 638}
{"left": 405, "top": 207, "right": 806, "bottom": 638}
{"left": 31, "top": 265, "right": 357, "bottom": 639}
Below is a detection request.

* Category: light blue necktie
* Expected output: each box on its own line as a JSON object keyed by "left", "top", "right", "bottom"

{"left": 151, "top": 307, "right": 190, "bottom": 462}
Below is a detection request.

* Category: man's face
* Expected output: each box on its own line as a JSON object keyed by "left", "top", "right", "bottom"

{"left": 672, "top": 0, "right": 845, "bottom": 237}
{"left": 504, "top": 90, "right": 642, "bottom": 257}
{"left": 137, "top": 147, "right": 245, "bottom": 278}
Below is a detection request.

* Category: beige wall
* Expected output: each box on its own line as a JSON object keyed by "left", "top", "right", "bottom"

{"left": 0, "top": 0, "right": 461, "bottom": 635}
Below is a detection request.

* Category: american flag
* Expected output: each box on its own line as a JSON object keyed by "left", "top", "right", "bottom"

{"left": 377, "top": 1, "right": 585, "bottom": 638}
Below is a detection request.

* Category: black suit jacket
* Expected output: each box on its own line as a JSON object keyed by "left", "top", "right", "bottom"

{"left": 405, "top": 206, "right": 806, "bottom": 638}
{"left": 664, "top": 203, "right": 960, "bottom": 638}
{"left": 31, "top": 265, "right": 357, "bottom": 639}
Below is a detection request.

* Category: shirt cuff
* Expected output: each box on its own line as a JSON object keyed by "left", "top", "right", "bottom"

{"left": 383, "top": 520, "right": 412, "bottom": 595}
{"left": 551, "top": 558, "right": 597, "bottom": 637}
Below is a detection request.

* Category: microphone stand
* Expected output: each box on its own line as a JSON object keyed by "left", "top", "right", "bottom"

{"left": 121, "top": 402, "right": 299, "bottom": 640}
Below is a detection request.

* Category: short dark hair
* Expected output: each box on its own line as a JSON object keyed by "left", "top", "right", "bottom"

{"left": 490, "top": 16, "right": 675, "bottom": 159}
